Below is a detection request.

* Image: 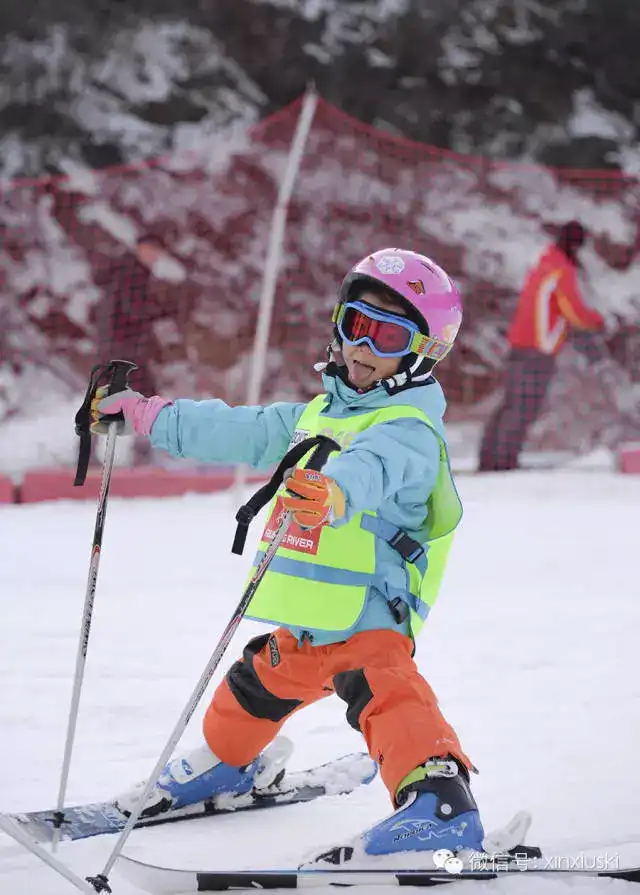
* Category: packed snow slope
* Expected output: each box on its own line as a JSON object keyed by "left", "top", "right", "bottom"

{"left": 1, "top": 469, "right": 640, "bottom": 893}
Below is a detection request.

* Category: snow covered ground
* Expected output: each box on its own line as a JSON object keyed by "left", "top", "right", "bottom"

{"left": 1, "top": 469, "right": 640, "bottom": 894}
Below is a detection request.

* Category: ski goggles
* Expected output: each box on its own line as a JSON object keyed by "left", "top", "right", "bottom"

{"left": 333, "top": 301, "right": 442, "bottom": 359}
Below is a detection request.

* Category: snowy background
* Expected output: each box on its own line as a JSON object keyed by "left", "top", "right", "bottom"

{"left": 1, "top": 0, "right": 640, "bottom": 467}
{"left": 2, "top": 470, "right": 640, "bottom": 893}
{"left": 2, "top": 0, "right": 640, "bottom": 179}
{"left": 2, "top": 101, "right": 639, "bottom": 466}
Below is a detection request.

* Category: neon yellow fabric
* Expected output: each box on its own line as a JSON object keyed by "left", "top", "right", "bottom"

{"left": 246, "top": 394, "right": 462, "bottom": 636}
{"left": 396, "top": 759, "right": 457, "bottom": 800}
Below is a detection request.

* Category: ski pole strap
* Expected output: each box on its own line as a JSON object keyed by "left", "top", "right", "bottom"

{"left": 73, "top": 359, "right": 138, "bottom": 487}
{"left": 231, "top": 434, "right": 341, "bottom": 556}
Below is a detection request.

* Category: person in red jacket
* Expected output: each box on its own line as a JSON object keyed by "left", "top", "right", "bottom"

{"left": 478, "top": 221, "right": 604, "bottom": 471}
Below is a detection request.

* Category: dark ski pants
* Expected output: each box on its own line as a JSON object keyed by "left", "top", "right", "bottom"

{"left": 202, "top": 627, "right": 472, "bottom": 803}
{"left": 479, "top": 348, "right": 556, "bottom": 471}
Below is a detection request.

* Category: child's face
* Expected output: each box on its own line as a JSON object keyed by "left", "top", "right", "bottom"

{"left": 342, "top": 291, "right": 406, "bottom": 390}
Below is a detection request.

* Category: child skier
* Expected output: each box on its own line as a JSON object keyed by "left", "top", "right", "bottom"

{"left": 93, "top": 248, "right": 485, "bottom": 864}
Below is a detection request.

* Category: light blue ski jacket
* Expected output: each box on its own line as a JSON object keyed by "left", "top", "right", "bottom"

{"left": 150, "top": 371, "right": 449, "bottom": 646}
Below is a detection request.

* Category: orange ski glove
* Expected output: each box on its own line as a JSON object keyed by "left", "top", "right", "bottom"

{"left": 282, "top": 467, "right": 346, "bottom": 530}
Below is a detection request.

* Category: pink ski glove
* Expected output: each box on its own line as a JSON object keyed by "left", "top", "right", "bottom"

{"left": 91, "top": 388, "right": 172, "bottom": 437}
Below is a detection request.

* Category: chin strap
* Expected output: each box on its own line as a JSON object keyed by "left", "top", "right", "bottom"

{"left": 381, "top": 354, "right": 436, "bottom": 395}
{"left": 316, "top": 338, "right": 437, "bottom": 396}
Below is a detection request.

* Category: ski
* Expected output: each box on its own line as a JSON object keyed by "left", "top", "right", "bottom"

{"left": 117, "top": 856, "right": 640, "bottom": 893}
{"left": 5, "top": 752, "right": 376, "bottom": 844}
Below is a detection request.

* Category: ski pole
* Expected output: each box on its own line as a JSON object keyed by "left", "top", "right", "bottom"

{"left": 51, "top": 359, "right": 138, "bottom": 852}
{"left": 0, "top": 815, "right": 96, "bottom": 894}
{"left": 87, "top": 434, "right": 340, "bottom": 894}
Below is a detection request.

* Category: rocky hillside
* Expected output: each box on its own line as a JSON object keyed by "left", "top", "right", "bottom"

{"left": 1, "top": 0, "right": 639, "bottom": 179}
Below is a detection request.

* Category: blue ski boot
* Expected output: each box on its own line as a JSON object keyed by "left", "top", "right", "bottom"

{"left": 307, "top": 756, "right": 485, "bottom": 867}
{"left": 364, "top": 757, "right": 485, "bottom": 856}
{"left": 116, "top": 736, "right": 292, "bottom": 819}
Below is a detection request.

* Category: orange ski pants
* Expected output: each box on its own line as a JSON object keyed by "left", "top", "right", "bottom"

{"left": 203, "top": 628, "right": 472, "bottom": 803}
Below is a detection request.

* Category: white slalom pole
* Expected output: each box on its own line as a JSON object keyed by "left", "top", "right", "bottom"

{"left": 0, "top": 815, "right": 96, "bottom": 894}
{"left": 233, "top": 85, "right": 319, "bottom": 496}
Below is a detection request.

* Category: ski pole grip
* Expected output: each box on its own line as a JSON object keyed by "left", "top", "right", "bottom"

{"left": 73, "top": 359, "right": 138, "bottom": 487}
{"left": 99, "top": 359, "right": 139, "bottom": 429}
{"left": 107, "top": 359, "right": 138, "bottom": 396}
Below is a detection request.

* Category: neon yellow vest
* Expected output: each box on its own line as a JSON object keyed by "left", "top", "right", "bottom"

{"left": 246, "top": 394, "right": 462, "bottom": 637}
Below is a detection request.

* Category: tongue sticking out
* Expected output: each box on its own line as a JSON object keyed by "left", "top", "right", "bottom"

{"left": 349, "top": 359, "right": 376, "bottom": 387}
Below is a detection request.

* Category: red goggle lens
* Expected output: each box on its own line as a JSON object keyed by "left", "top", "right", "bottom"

{"left": 341, "top": 307, "right": 412, "bottom": 354}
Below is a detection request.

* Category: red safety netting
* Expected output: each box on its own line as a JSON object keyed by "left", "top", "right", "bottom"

{"left": 1, "top": 94, "right": 639, "bottom": 470}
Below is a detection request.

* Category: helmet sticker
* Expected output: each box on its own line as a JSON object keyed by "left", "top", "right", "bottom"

{"left": 407, "top": 279, "right": 425, "bottom": 295}
{"left": 442, "top": 322, "right": 460, "bottom": 342}
{"left": 375, "top": 254, "right": 405, "bottom": 275}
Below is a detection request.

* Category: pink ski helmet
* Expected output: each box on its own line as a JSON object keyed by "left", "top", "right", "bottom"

{"left": 338, "top": 248, "right": 462, "bottom": 365}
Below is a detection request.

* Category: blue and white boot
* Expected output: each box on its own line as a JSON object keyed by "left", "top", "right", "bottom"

{"left": 116, "top": 736, "right": 293, "bottom": 819}
{"left": 307, "top": 757, "right": 485, "bottom": 868}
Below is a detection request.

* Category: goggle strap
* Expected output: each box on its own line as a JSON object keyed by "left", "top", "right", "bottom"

{"left": 409, "top": 330, "right": 450, "bottom": 359}
{"left": 409, "top": 331, "right": 425, "bottom": 354}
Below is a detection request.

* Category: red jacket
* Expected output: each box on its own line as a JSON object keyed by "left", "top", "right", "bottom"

{"left": 508, "top": 245, "right": 604, "bottom": 355}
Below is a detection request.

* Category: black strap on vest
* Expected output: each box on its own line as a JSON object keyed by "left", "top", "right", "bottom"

{"left": 231, "top": 431, "right": 425, "bottom": 572}
{"left": 73, "top": 359, "right": 138, "bottom": 486}
{"left": 386, "top": 530, "right": 425, "bottom": 563}
{"left": 231, "top": 435, "right": 341, "bottom": 556}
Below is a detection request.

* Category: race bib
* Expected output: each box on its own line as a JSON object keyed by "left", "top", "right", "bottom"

{"left": 262, "top": 496, "right": 321, "bottom": 556}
